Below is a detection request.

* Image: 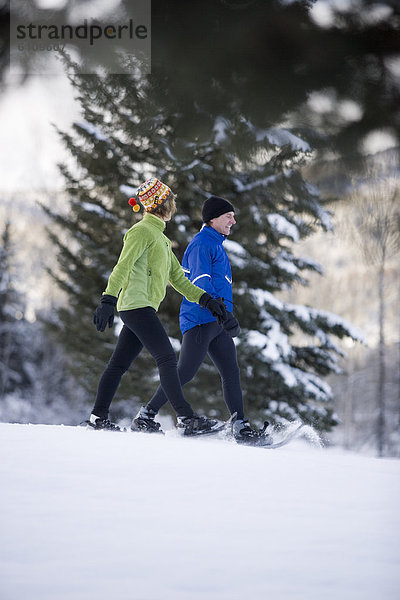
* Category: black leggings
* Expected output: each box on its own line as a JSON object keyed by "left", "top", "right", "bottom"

{"left": 92, "top": 308, "right": 195, "bottom": 419}
{"left": 147, "top": 321, "right": 244, "bottom": 419}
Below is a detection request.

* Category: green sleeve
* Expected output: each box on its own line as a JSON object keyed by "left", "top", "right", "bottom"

{"left": 168, "top": 251, "right": 204, "bottom": 304}
{"left": 104, "top": 228, "right": 148, "bottom": 297}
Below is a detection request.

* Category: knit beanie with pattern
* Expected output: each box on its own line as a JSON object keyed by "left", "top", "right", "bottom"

{"left": 129, "top": 178, "right": 173, "bottom": 213}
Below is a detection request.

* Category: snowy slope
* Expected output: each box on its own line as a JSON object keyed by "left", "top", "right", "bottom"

{"left": 0, "top": 423, "right": 399, "bottom": 600}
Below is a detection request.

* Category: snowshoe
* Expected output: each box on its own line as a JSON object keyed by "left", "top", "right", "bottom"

{"left": 232, "top": 418, "right": 273, "bottom": 447}
{"left": 131, "top": 406, "right": 164, "bottom": 434}
{"left": 82, "top": 415, "right": 125, "bottom": 432}
{"left": 176, "top": 414, "right": 225, "bottom": 436}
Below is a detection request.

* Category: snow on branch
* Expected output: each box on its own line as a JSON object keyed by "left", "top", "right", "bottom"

{"left": 120, "top": 184, "right": 137, "bottom": 197}
{"left": 256, "top": 127, "right": 311, "bottom": 152}
{"left": 274, "top": 254, "right": 298, "bottom": 275}
{"left": 80, "top": 202, "right": 107, "bottom": 216}
{"left": 213, "top": 116, "right": 229, "bottom": 143}
{"left": 223, "top": 239, "right": 248, "bottom": 268}
{"left": 308, "top": 308, "right": 366, "bottom": 344}
{"left": 248, "top": 289, "right": 364, "bottom": 347}
{"left": 315, "top": 205, "right": 333, "bottom": 231}
{"left": 232, "top": 175, "right": 278, "bottom": 193}
{"left": 272, "top": 362, "right": 332, "bottom": 401}
{"left": 267, "top": 213, "right": 300, "bottom": 242}
{"left": 76, "top": 121, "right": 109, "bottom": 143}
{"left": 250, "top": 289, "right": 283, "bottom": 310}
{"left": 247, "top": 317, "right": 291, "bottom": 362}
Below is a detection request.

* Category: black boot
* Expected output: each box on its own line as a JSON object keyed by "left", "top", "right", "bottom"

{"left": 233, "top": 418, "right": 273, "bottom": 446}
{"left": 82, "top": 414, "right": 124, "bottom": 432}
{"left": 176, "top": 414, "right": 224, "bottom": 436}
{"left": 131, "top": 406, "right": 164, "bottom": 434}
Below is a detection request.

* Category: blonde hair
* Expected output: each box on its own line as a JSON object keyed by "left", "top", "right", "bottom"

{"left": 151, "top": 194, "right": 177, "bottom": 220}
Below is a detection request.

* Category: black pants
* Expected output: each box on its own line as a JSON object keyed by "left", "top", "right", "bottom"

{"left": 147, "top": 321, "right": 244, "bottom": 420}
{"left": 92, "top": 308, "right": 195, "bottom": 419}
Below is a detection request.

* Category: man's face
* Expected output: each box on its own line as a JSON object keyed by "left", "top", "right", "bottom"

{"left": 210, "top": 211, "right": 236, "bottom": 236}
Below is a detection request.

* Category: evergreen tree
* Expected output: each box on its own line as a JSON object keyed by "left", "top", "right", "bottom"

{"left": 3, "top": 0, "right": 399, "bottom": 154}
{"left": 0, "top": 219, "right": 90, "bottom": 424}
{"left": 151, "top": 0, "right": 400, "bottom": 158}
{"left": 44, "top": 64, "right": 361, "bottom": 430}
{"left": 0, "top": 221, "right": 31, "bottom": 397}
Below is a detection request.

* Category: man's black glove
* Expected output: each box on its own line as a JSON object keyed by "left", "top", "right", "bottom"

{"left": 199, "top": 293, "right": 227, "bottom": 320}
{"left": 220, "top": 311, "right": 241, "bottom": 338}
{"left": 93, "top": 294, "right": 117, "bottom": 332}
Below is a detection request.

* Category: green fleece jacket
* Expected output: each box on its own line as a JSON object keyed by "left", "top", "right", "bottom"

{"left": 104, "top": 213, "right": 204, "bottom": 312}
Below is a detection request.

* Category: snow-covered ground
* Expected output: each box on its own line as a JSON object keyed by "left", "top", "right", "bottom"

{"left": 1, "top": 422, "right": 399, "bottom": 600}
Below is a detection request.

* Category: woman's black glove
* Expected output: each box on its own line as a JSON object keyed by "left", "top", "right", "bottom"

{"left": 93, "top": 294, "right": 117, "bottom": 332}
{"left": 220, "top": 312, "right": 241, "bottom": 338}
{"left": 199, "top": 293, "right": 227, "bottom": 320}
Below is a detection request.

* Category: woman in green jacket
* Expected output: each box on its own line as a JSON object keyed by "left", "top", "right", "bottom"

{"left": 90, "top": 178, "right": 226, "bottom": 434}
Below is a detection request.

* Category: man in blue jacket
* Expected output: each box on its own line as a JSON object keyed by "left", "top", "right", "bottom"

{"left": 132, "top": 196, "right": 269, "bottom": 444}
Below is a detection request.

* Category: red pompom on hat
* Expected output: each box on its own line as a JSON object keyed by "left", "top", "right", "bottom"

{"left": 128, "top": 197, "right": 140, "bottom": 212}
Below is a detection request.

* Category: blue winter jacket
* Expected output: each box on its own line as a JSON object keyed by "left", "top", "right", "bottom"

{"left": 179, "top": 225, "right": 233, "bottom": 334}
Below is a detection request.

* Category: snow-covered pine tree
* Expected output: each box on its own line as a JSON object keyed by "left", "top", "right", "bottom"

{"left": 46, "top": 64, "right": 361, "bottom": 430}
{"left": 0, "top": 221, "right": 32, "bottom": 398}
{"left": 158, "top": 116, "right": 364, "bottom": 429}
{"left": 41, "top": 71, "right": 169, "bottom": 410}
{"left": 0, "top": 219, "right": 83, "bottom": 424}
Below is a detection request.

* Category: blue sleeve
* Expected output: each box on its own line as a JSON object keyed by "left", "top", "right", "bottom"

{"left": 185, "top": 243, "right": 219, "bottom": 298}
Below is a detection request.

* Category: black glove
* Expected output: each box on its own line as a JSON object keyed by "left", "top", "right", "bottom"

{"left": 220, "top": 311, "right": 241, "bottom": 338}
{"left": 199, "top": 293, "right": 227, "bottom": 320}
{"left": 93, "top": 294, "right": 117, "bottom": 332}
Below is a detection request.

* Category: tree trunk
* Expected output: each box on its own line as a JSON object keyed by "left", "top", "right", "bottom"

{"left": 398, "top": 262, "right": 400, "bottom": 429}
{"left": 377, "top": 259, "right": 386, "bottom": 457}
{"left": 344, "top": 373, "right": 353, "bottom": 450}
{"left": 0, "top": 328, "right": 13, "bottom": 400}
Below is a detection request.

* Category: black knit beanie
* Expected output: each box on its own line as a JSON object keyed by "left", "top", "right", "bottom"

{"left": 202, "top": 196, "right": 235, "bottom": 222}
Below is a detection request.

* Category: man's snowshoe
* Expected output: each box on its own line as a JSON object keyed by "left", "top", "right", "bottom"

{"left": 131, "top": 406, "right": 164, "bottom": 434}
{"left": 82, "top": 415, "right": 125, "bottom": 432}
{"left": 176, "top": 414, "right": 225, "bottom": 436}
{"left": 232, "top": 418, "right": 273, "bottom": 447}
